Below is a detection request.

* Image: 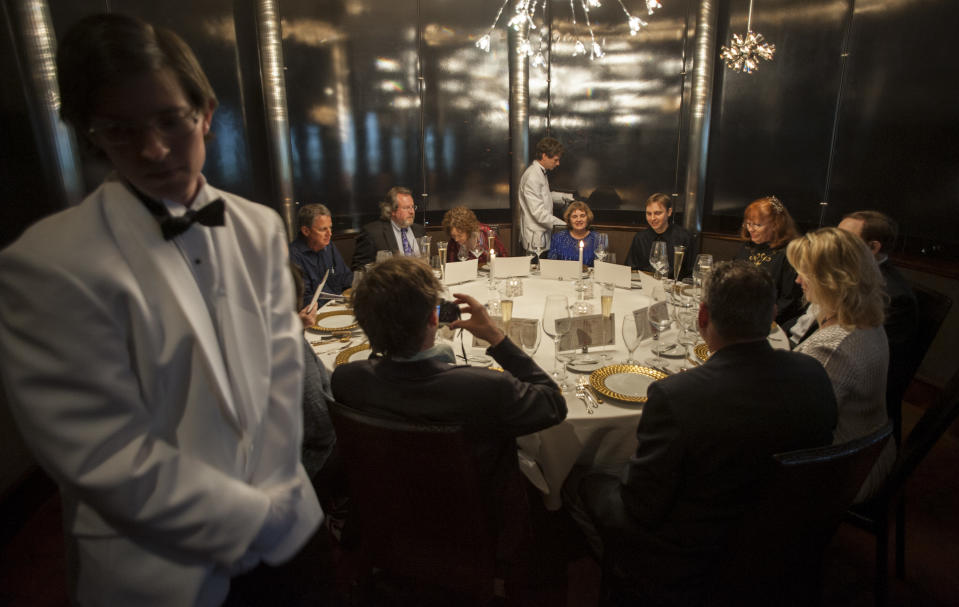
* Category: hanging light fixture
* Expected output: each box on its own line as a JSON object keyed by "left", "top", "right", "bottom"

{"left": 720, "top": 0, "right": 775, "bottom": 74}
{"left": 475, "top": 0, "right": 663, "bottom": 64}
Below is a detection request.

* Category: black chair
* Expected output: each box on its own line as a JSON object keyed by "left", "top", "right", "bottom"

{"left": 886, "top": 284, "right": 952, "bottom": 446}
{"left": 706, "top": 423, "right": 893, "bottom": 607}
{"left": 585, "top": 425, "right": 892, "bottom": 607}
{"left": 328, "top": 401, "right": 529, "bottom": 604}
{"left": 844, "top": 368, "right": 959, "bottom": 607}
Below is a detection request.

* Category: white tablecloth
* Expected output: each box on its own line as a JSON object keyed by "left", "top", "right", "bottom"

{"left": 311, "top": 273, "right": 790, "bottom": 511}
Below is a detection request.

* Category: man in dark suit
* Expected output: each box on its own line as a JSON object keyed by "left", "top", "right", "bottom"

{"left": 580, "top": 261, "right": 838, "bottom": 605}
{"left": 839, "top": 210, "right": 919, "bottom": 438}
{"left": 331, "top": 256, "right": 567, "bottom": 545}
{"left": 350, "top": 186, "right": 427, "bottom": 269}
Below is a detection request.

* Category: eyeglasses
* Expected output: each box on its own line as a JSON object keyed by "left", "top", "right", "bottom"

{"left": 745, "top": 222, "right": 765, "bottom": 229}
{"left": 398, "top": 205, "right": 418, "bottom": 212}
{"left": 88, "top": 108, "right": 200, "bottom": 146}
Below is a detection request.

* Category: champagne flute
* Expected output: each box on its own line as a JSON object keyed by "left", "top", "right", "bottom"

{"left": 543, "top": 295, "right": 571, "bottom": 390}
{"left": 622, "top": 312, "right": 642, "bottom": 365}
{"left": 594, "top": 233, "right": 609, "bottom": 263}
{"left": 672, "top": 245, "right": 686, "bottom": 282}
{"left": 645, "top": 302, "right": 672, "bottom": 368}
{"left": 676, "top": 302, "right": 700, "bottom": 370}
{"left": 598, "top": 282, "right": 614, "bottom": 360}
{"left": 693, "top": 253, "right": 713, "bottom": 296}
{"left": 649, "top": 241, "right": 668, "bottom": 280}
{"left": 500, "top": 297, "right": 514, "bottom": 334}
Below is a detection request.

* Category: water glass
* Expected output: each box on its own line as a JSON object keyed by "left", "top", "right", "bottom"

{"left": 543, "top": 295, "right": 571, "bottom": 390}
{"left": 375, "top": 249, "right": 393, "bottom": 264}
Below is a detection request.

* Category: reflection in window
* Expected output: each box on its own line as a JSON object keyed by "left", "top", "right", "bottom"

{"left": 366, "top": 112, "right": 381, "bottom": 174}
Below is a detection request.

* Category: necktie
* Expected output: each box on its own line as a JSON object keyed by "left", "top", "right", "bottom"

{"left": 128, "top": 182, "right": 225, "bottom": 240}
{"left": 401, "top": 227, "right": 413, "bottom": 256}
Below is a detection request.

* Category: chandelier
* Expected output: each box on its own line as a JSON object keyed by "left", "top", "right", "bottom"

{"left": 719, "top": 0, "right": 775, "bottom": 74}
{"left": 475, "top": 0, "right": 664, "bottom": 65}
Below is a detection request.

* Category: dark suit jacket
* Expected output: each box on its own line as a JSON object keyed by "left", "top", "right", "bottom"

{"left": 583, "top": 340, "right": 837, "bottom": 605}
{"left": 331, "top": 338, "right": 567, "bottom": 530}
{"left": 350, "top": 219, "right": 427, "bottom": 270}
{"left": 881, "top": 260, "right": 919, "bottom": 420}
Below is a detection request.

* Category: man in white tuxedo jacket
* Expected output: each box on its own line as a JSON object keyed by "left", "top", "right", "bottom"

{"left": 517, "top": 137, "right": 574, "bottom": 256}
{"left": 0, "top": 14, "right": 321, "bottom": 606}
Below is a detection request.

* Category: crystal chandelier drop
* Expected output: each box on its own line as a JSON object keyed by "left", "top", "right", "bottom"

{"left": 720, "top": 0, "right": 775, "bottom": 74}
{"left": 475, "top": 0, "right": 664, "bottom": 65}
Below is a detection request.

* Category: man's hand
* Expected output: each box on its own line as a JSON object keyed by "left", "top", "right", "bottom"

{"left": 449, "top": 293, "right": 505, "bottom": 347}
{"left": 298, "top": 302, "right": 318, "bottom": 329}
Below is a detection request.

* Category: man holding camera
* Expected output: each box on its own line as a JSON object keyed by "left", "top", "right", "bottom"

{"left": 331, "top": 257, "right": 567, "bottom": 543}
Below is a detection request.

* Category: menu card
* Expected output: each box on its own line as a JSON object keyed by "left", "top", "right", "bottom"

{"left": 540, "top": 259, "right": 581, "bottom": 280}
{"left": 444, "top": 258, "right": 478, "bottom": 285}
{"left": 557, "top": 314, "right": 616, "bottom": 351}
{"left": 491, "top": 256, "right": 531, "bottom": 278}
{"left": 472, "top": 317, "right": 538, "bottom": 348}
{"left": 632, "top": 306, "right": 651, "bottom": 340}
{"left": 594, "top": 260, "right": 631, "bottom": 289}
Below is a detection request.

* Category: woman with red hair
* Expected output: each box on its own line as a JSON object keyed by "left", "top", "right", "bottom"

{"left": 734, "top": 196, "right": 803, "bottom": 325}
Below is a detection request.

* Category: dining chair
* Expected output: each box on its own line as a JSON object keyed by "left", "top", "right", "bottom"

{"left": 328, "top": 401, "right": 529, "bottom": 604}
{"left": 705, "top": 423, "right": 893, "bottom": 607}
{"left": 886, "top": 284, "right": 951, "bottom": 446}
{"left": 844, "top": 367, "right": 959, "bottom": 607}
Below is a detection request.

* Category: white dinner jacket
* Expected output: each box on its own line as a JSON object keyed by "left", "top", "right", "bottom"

{"left": 517, "top": 160, "right": 569, "bottom": 251}
{"left": 0, "top": 179, "right": 321, "bottom": 606}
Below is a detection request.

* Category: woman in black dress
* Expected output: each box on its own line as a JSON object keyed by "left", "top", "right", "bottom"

{"left": 734, "top": 196, "right": 803, "bottom": 325}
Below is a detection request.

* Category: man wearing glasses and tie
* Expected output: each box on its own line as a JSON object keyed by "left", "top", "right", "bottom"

{"left": 0, "top": 14, "right": 320, "bottom": 607}
{"left": 350, "top": 186, "right": 427, "bottom": 269}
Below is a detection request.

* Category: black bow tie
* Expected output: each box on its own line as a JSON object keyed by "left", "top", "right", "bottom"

{"left": 159, "top": 199, "right": 225, "bottom": 240}
{"left": 127, "top": 183, "right": 225, "bottom": 240}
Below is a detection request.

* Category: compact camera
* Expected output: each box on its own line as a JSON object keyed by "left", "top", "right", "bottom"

{"left": 437, "top": 300, "right": 461, "bottom": 326}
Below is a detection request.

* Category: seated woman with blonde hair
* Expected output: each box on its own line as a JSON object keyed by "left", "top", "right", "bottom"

{"left": 548, "top": 201, "right": 598, "bottom": 266}
{"left": 442, "top": 206, "right": 507, "bottom": 264}
{"left": 788, "top": 227, "right": 895, "bottom": 503}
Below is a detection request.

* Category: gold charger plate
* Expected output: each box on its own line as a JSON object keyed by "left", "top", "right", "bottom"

{"left": 694, "top": 343, "right": 712, "bottom": 362}
{"left": 589, "top": 364, "right": 668, "bottom": 403}
{"left": 310, "top": 309, "right": 358, "bottom": 332}
{"left": 335, "top": 343, "right": 370, "bottom": 366}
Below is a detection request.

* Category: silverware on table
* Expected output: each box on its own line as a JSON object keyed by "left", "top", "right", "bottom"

{"left": 575, "top": 386, "right": 593, "bottom": 415}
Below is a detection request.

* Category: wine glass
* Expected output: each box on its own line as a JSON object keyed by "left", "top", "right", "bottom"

{"left": 457, "top": 241, "right": 469, "bottom": 262}
{"left": 645, "top": 302, "right": 672, "bottom": 368}
{"left": 469, "top": 230, "right": 487, "bottom": 263}
{"left": 594, "top": 233, "right": 609, "bottom": 263}
{"left": 519, "top": 320, "right": 541, "bottom": 357}
{"left": 542, "top": 295, "right": 571, "bottom": 390}
{"left": 622, "top": 312, "right": 642, "bottom": 365}
{"left": 649, "top": 241, "right": 668, "bottom": 280}
{"left": 528, "top": 232, "right": 548, "bottom": 271}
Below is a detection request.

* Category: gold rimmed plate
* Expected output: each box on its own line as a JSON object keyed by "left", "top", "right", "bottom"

{"left": 694, "top": 343, "right": 712, "bottom": 362}
{"left": 335, "top": 343, "right": 370, "bottom": 366}
{"left": 310, "top": 309, "right": 358, "bottom": 332}
{"left": 589, "top": 365, "right": 668, "bottom": 403}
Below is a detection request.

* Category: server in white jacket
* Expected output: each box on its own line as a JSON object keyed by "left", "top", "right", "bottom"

{"left": 518, "top": 137, "right": 574, "bottom": 256}
{"left": 0, "top": 14, "right": 321, "bottom": 606}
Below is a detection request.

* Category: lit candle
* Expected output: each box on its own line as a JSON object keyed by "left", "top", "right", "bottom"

{"left": 579, "top": 239, "right": 584, "bottom": 269}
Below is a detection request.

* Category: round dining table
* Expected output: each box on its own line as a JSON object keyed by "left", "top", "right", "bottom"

{"left": 309, "top": 269, "right": 790, "bottom": 511}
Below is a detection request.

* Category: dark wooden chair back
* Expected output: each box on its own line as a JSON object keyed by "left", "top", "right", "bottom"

{"left": 708, "top": 423, "right": 893, "bottom": 607}
{"left": 887, "top": 284, "right": 952, "bottom": 444}
{"left": 329, "top": 401, "right": 498, "bottom": 599}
